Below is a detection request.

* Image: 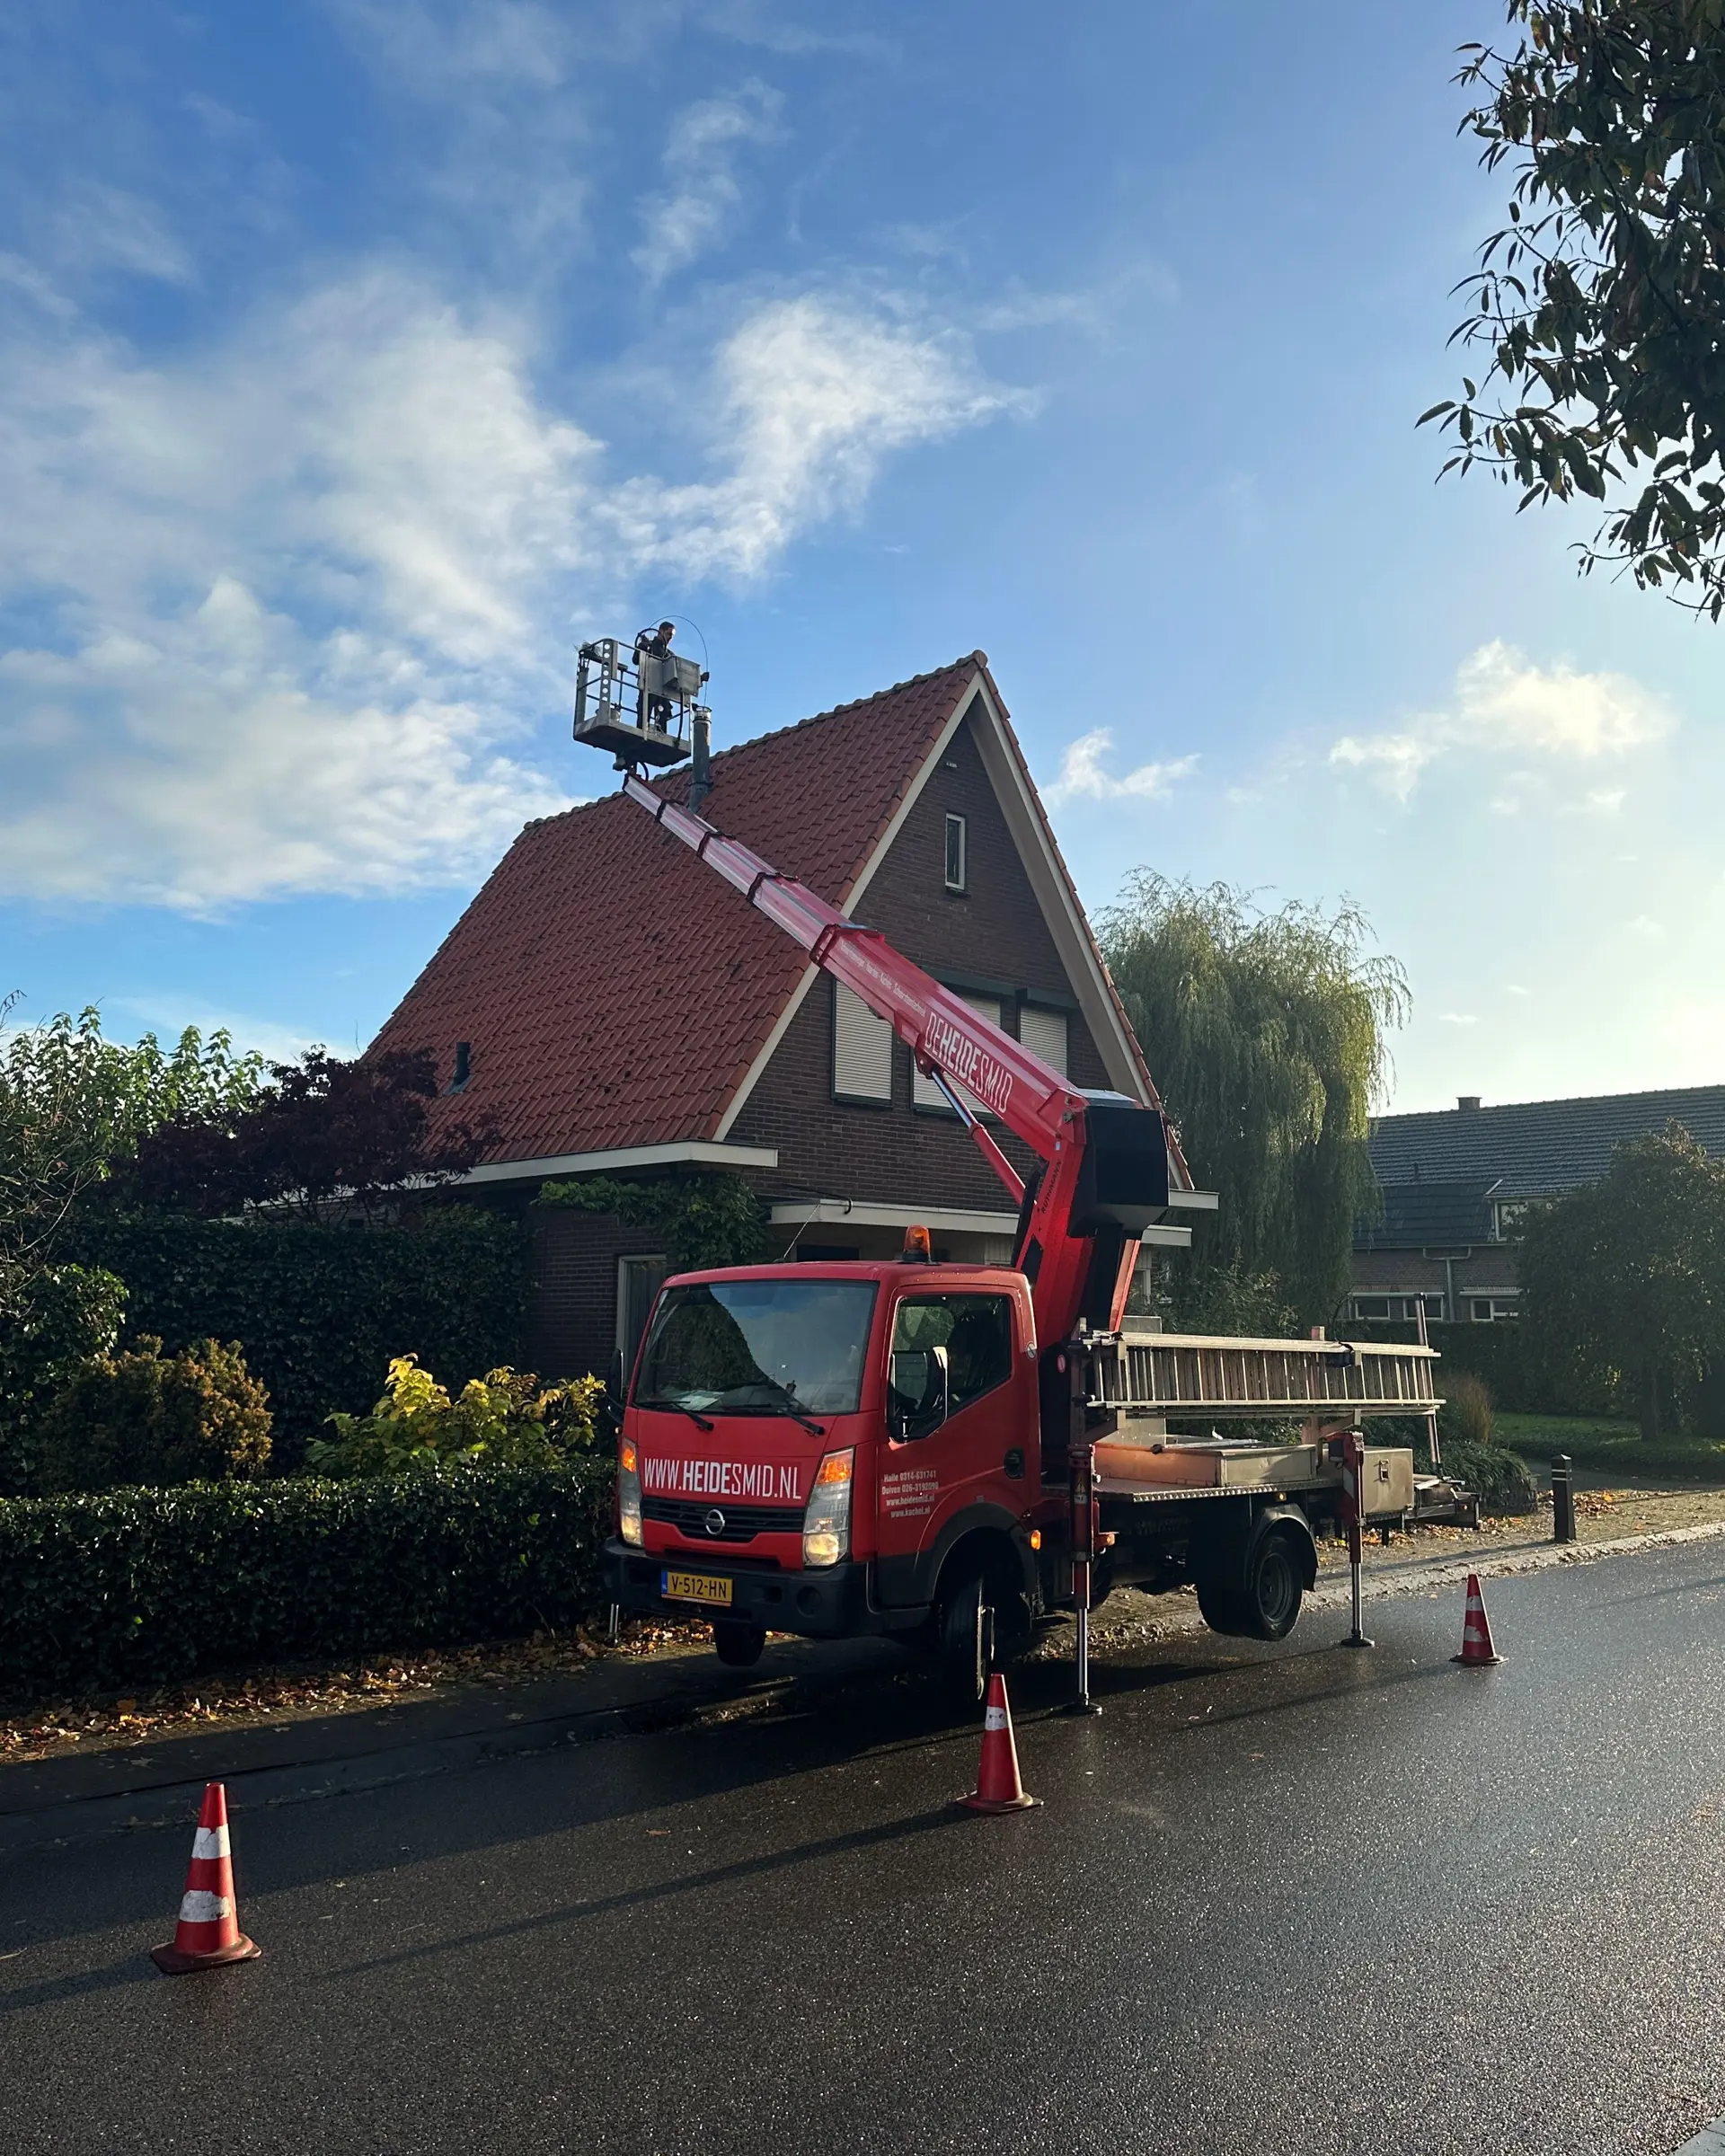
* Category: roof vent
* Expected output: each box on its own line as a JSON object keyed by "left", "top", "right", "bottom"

{"left": 1457, "top": 1095, "right": 1481, "bottom": 1112}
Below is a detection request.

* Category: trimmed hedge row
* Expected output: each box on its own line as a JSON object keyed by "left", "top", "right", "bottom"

{"left": 0, "top": 1462, "right": 614, "bottom": 1698}
{"left": 65, "top": 1209, "right": 529, "bottom": 1458}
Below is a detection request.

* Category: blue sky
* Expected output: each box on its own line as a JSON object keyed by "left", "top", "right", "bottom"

{"left": 4, "top": 0, "right": 1723, "bottom": 1110}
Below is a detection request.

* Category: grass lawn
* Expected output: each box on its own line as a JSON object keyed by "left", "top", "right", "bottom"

{"left": 1496, "top": 1409, "right": 1725, "bottom": 1482}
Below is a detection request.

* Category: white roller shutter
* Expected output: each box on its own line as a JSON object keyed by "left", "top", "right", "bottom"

{"left": 913, "top": 994, "right": 1001, "bottom": 1114}
{"left": 1019, "top": 1004, "right": 1068, "bottom": 1076}
{"left": 833, "top": 983, "right": 893, "bottom": 1102}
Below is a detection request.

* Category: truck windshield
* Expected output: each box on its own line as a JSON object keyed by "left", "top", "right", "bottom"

{"left": 635, "top": 1279, "right": 877, "bottom": 1418}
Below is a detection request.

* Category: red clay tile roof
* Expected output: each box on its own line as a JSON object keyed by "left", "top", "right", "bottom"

{"left": 370, "top": 656, "right": 990, "bottom": 1163}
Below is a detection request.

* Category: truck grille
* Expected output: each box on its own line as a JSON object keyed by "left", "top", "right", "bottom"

{"left": 642, "top": 1497, "right": 803, "bottom": 1544}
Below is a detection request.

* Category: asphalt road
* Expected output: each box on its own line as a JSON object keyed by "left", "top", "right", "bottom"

{"left": 6, "top": 1545, "right": 1725, "bottom": 2156}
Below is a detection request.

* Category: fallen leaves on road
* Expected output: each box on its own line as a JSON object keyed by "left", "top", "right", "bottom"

{"left": 0, "top": 1616, "right": 712, "bottom": 1768}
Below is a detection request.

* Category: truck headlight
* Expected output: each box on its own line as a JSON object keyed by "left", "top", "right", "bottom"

{"left": 619, "top": 1438, "right": 643, "bottom": 1548}
{"left": 802, "top": 1448, "right": 854, "bottom": 1569}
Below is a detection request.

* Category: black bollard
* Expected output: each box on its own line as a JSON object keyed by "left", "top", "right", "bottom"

{"left": 1551, "top": 1454, "right": 1576, "bottom": 1544}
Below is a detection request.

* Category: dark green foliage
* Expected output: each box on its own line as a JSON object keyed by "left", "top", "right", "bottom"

{"left": 0, "top": 1263, "right": 127, "bottom": 1496}
{"left": 1427, "top": 2, "right": 1725, "bottom": 616}
{"left": 0, "top": 1462, "right": 614, "bottom": 1696}
{"left": 1517, "top": 1124, "right": 1725, "bottom": 1438}
{"left": 62, "top": 1208, "right": 528, "bottom": 1459}
{"left": 35, "top": 1335, "right": 272, "bottom": 1493}
{"left": 538, "top": 1171, "right": 765, "bottom": 1271}
{"left": 1101, "top": 877, "right": 1407, "bottom": 1326}
{"left": 1440, "top": 1438, "right": 1540, "bottom": 1516}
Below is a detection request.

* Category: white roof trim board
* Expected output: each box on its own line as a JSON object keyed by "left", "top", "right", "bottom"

{"left": 456, "top": 1141, "right": 779, "bottom": 1186}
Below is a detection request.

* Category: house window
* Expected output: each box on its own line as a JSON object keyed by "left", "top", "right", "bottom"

{"left": 1018, "top": 1003, "right": 1068, "bottom": 1075}
{"left": 1470, "top": 1296, "right": 1520, "bottom": 1322}
{"left": 1349, "top": 1292, "right": 1445, "bottom": 1324}
{"left": 1492, "top": 1200, "right": 1531, "bottom": 1241}
{"left": 913, "top": 992, "right": 999, "bottom": 1113}
{"left": 616, "top": 1255, "right": 668, "bottom": 1377}
{"left": 832, "top": 981, "right": 893, "bottom": 1103}
{"left": 943, "top": 814, "right": 967, "bottom": 892}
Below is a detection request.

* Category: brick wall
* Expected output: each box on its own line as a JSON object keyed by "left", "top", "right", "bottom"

{"left": 529, "top": 1207, "right": 669, "bottom": 1379}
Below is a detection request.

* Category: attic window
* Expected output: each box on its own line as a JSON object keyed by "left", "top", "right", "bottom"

{"left": 449, "top": 1042, "right": 472, "bottom": 1094}
{"left": 943, "top": 814, "right": 967, "bottom": 893}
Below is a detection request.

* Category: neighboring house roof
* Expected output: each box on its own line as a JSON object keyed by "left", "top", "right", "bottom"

{"left": 370, "top": 652, "right": 1151, "bottom": 1173}
{"left": 1367, "top": 1084, "right": 1725, "bottom": 1203}
{"left": 1355, "top": 1180, "right": 1498, "bottom": 1251}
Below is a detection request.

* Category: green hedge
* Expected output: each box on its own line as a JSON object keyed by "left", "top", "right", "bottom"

{"left": 65, "top": 1209, "right": 528, "bottom": 1461}
{"left": 0, "top": 1462, "right": 613, "bottom": 1697}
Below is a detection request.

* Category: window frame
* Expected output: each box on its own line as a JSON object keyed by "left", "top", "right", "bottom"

{"left": 942, "top": 812, "right": 967, "bottom": 893}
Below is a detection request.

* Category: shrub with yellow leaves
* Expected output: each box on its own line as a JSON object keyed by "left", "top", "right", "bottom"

{"left": 305, "top": 1356, "right": 604, "bottom": 1477}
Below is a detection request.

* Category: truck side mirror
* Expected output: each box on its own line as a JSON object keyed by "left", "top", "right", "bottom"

{"left": 606, "top": 1349, "right": 626, "bottom": 1407}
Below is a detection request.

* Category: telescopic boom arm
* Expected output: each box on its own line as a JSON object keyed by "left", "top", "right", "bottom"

{"left": 618, "top": 771, "right": 1188, "bottom": 1342}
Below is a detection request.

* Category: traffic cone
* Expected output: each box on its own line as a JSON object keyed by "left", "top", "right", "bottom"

{"left": 960, "top": 1672, "right": 1039, "bottom": 1812}
{"left": 1451, "top": 1572, "right": 1504, "bottom": 1667}
{"left": 150, "top": 1782, "right": 261, "bottom": 1975}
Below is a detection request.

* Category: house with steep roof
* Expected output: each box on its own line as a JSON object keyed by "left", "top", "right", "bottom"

{"left": 1349, "top": 1083, "right": 1725, "bottom": 1326}
{"left": 371, "top": 653, "right": 1157, "bottom": 1378}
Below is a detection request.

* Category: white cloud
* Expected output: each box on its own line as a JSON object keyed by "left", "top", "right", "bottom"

{"left": 0, "top": 274, "right": 1014, "bottom": 907}
{"left": 1330, "top": 641, "right": 1674, "bottom": 802}
{"left": 634, "top": 82, "right": 783, "bottom": 284}
{"left": 1438, "top": 1012, "right": 1479, "bottom": 1026}
{"left": 1043, "top": 728, "right": 1198, "bottom": 808}
{"left": 612, "top": 295, "right": 1022, "bottom": 580}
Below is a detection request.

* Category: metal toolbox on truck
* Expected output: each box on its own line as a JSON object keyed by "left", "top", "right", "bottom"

{"left": 1357, "top": 1445, "right": 1414, "bottom": 1516}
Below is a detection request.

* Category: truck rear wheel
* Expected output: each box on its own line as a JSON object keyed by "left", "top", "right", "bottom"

{"left": 1196, "top": 1526, "right": 1305, "bottom": 1642}
{"left": 712, "top": 1621, "right": 766, "bottom": 1668}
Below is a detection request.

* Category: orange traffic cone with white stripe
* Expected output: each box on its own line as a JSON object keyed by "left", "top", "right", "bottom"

{"left": 151, "top": 1782, "right": 261, "bottom": 1974}
{"left": 1452, "top": 1572, "right": 1503, "bottom": 1667}
{"left": 960, "top": 1671, "right": 1039, "bottom": 1812}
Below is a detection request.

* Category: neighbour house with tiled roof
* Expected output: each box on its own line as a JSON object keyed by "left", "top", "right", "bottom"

{"left": 1349, "top": 1084, "right": 1725, "bottom": 1327}
{"left": 370, "top": 653, "right": 1155, "bottom": 1380}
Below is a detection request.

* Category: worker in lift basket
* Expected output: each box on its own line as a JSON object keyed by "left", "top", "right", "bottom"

{"left": 633, "top": 620, "right": 677, "bottom": 734}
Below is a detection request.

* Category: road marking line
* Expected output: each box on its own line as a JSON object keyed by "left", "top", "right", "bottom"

{"left": 1671, "top": 2121, "right": 1725, "bottom": 2154}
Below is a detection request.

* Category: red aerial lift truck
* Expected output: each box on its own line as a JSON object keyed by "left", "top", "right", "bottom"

{"left": 576, "top": 646, "right": 1451, "bottom": 1693}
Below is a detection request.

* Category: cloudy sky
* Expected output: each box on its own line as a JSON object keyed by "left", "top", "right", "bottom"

{"left": 4, "top": 0, "right": 1722, "bottom": 1108}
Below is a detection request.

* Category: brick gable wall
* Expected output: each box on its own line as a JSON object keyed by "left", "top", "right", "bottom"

{"left": 725, "top": 709, "right": 1110, "bottom": 1212}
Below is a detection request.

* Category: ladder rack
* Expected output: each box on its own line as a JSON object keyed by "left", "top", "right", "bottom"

{"left": 1087, "top": 1331, "right": 1439, "bottom": 1420}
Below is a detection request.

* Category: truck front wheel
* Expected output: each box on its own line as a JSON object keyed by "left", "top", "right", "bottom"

{"left": 1196, "top": 1526, "right": 1305, "bottom": 1642}
{"left": 937, "top": 1561, "right": 1030, "bottom": 1702}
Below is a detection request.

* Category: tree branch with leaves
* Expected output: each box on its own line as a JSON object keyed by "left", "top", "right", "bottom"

{"left": 1423, "top": 1, "right": 1725, "bottom": 615}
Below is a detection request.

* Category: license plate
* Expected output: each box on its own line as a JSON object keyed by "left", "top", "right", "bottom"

{"left": 661, "top": 1568, "right": 733, "bottom": 1607}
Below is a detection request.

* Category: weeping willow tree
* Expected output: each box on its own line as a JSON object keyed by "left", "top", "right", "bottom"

{"left": 1099, "top": 876, "right": 1409, "bottom": 1328}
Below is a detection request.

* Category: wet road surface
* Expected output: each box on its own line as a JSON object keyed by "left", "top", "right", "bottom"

{"left": 5, "top": 1542, "right": 1725, "bottom": 2155}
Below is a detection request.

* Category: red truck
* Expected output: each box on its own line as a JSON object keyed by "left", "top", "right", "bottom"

{"left": 581, "top": 662, "right": 1444, "bottom": 1691}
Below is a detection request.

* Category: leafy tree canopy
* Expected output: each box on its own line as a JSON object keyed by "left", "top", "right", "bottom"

{"left": 1424, "top": 1, "right": 1725, "bottom": 615}
{"left": 0, "top": 999, "right": 264, "bottom": 1291}
{"left": 110, "top": 1047, "right": 495, "bottom": 1221}
{"left": 1517, "top": 1121, "right": 1725, "bottom": 1437}
{"left": 1100, "top": 876, "right": 1407, "bottom": 1327}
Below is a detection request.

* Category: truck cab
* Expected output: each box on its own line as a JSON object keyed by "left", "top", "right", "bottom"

{"left": 603, "top": 1258, "right": 1046, "bottom": 1671}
